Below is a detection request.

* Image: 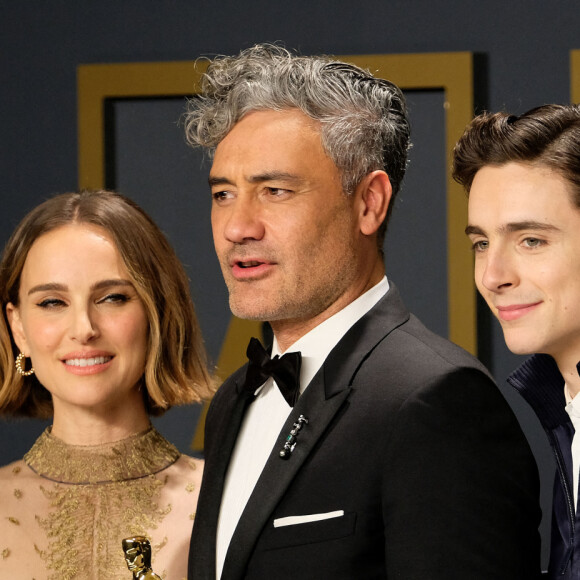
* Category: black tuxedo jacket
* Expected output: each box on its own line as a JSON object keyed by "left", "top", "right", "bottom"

{"left": 189, "top": 285, "right": 541, "bottom": 579}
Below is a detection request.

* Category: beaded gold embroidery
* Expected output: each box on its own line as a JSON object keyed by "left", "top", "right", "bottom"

{"left": 22, "top": 427, "right": 180, "bottom": 580}
{"left": 185, "top": 457, "right": 198, "bottom": 470}
{"left": 154, "top": 536, "right": 168, "bottom": 553}
{"left": 1, "top": 548, "right": 9, "bottom": 559}
{"left": 25, "top": 427, "right": 179, "bottom": 484}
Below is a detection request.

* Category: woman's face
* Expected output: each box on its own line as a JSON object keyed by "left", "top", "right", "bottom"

{"left": 6, "top": 224, "right": 149, "bottom": 416}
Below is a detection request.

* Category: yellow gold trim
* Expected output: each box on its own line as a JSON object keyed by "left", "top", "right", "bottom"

{"left": 78, "top": 60, "right": 208, "bottom": 189}
{"left": 77, "top": 53, "right": 476, "bottom": 450}
{"left": 571, "top": 50, "right": 580, "bottom": 103}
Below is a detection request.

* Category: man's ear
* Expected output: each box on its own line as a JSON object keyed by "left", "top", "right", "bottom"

{"left": 6, "top": 303, "right": 28, "bottom": 354}
{"left": 356, "top": 170, "right": 392, "bottom": 236}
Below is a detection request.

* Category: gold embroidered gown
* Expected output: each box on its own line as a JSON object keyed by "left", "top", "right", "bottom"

{"left": 0, "top": 426, "right": 202, "bottom": 580}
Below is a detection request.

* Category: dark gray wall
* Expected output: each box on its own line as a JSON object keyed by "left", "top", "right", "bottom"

{"left": 1, "top": 0, "right": 577, "bottom": 565}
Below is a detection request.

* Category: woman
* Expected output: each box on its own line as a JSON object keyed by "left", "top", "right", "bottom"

{"left": 0, "top": 190, "right": 214, "bottom": 579}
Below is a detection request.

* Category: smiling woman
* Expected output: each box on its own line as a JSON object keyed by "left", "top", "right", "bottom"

{"left": 0, "top": 190, "right": 214, "bottom": 579}
{"left": 7, "top": 223, "right": 151, "bottom": 420}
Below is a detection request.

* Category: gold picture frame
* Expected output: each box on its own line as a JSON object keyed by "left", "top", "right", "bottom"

{"left": 571, "top": 49, "right": 580, "bottom": 103}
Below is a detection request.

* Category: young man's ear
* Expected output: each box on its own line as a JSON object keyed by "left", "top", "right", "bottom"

{"left": 356, "top": 170, "right": 392, "bottom": 236}
{"left": 6, "top": 303, "right": 28, "bottom": 354}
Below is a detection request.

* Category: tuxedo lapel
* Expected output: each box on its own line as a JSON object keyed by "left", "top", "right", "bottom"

{"left": 220, "top": 368, "right": 351, "bottom": 580}
{"left": 189, "top": 371, "right": 254, "bottom": 580}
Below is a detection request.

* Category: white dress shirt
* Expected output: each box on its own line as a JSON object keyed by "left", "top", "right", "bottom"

{"left": 215, "top": 276, "right": 389, "bottom": 578}
{"left": 565, "top": 385, "right": 580, "bottom": 510}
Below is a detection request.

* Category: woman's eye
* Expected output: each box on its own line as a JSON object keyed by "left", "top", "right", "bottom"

{"left": 99, "top": 293, "right": 129, "bottom": 304}
{"left": 37, "top": 298, "right": 66, "bottom": 309}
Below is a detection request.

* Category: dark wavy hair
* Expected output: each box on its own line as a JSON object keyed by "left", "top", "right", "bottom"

{"left": 453, "top": 103, "right": 580, "bottom": 204}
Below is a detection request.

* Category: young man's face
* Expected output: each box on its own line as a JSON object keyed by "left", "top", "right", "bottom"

{"left": 209, "top": 108, "right": 380, "bottom": 340}
{"left": 466, "top": 161, "right": 580, "bottom": 369}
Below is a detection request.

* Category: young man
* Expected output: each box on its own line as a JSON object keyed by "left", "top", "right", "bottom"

{"left": 454, "top": 103, "right": 580, "bottom": 579}
{"left": 185, "top": 44, "right": 541, "bottom": 579}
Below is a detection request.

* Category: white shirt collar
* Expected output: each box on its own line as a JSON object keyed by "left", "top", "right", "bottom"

{"left": 565, "top": 384, "right": 580, "bottom": 418}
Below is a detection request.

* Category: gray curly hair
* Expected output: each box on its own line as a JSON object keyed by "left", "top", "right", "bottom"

{"left": 184, "top": 44, "right": 410, "bottom": 239}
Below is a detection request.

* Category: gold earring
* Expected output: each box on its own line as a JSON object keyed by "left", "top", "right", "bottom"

{"left": 15, "top": 353, "right": 34, "bottom": 376}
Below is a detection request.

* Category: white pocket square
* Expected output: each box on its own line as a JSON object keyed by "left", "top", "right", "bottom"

{"left": 273, "top": 510, "right": 344, "bottom": 528}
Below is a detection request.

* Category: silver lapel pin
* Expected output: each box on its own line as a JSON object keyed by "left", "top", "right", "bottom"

{"left": 279, "top": 415, "right": 309, "bottom": 459}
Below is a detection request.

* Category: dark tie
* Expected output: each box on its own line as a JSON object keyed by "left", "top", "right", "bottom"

{"left": 243, "top": 337, "right": 302, "bottom": 407}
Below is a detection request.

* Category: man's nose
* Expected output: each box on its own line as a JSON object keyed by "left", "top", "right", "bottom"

{"left": 221, "top": 196, "right": 266, "bottom": 243}
{"left": 480, "top": 247, "right": 517, "bottom": 292}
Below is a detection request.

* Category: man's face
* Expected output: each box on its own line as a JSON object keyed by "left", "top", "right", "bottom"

{"left": 467, "top": 161, "right": 580, "bottom": 368}
{"left": 210, "top": 109, "right": 376, "bottom": 339}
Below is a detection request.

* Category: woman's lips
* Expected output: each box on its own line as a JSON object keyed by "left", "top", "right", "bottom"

{"left": 65, "top": 356, "right": 112, "bottom": 367}
{"left": 61, "top": 352, "right": 114, "bottom": 375}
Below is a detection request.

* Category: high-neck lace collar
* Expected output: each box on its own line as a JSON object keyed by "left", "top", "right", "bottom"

{"left": 24, "top": 426, "right": 180, "bottom": 484}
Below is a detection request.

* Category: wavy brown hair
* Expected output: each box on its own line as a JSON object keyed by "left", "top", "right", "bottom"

{"left": 0, "top": 190, "right": 214, "bottom": 418}
{"left": 453, "top": 104, "right": 580, "bottom": 202}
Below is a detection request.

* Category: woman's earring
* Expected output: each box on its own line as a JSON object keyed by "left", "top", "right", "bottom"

{"left": 15, "top": 352, "right": 34, "bottom": 376}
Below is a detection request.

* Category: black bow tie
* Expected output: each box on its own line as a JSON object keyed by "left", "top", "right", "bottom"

{"left": 243, "top": 337, "right": 302, "bottom": 407}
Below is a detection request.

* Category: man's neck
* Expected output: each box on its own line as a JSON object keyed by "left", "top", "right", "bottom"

{"left": 555, "top": 353, "right": 580, "bottom": 398}
{"left": 563, "top": 370, "right": 580, "bottom": 399}
{"left": 271, "top": 266, "right": 385, "bottom": 352}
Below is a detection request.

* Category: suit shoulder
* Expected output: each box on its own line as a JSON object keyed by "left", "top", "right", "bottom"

{"left": 383, "top": 313, "right": 491, "bottom": 377}
{"left": 211, "top": 364, "right": 247, "bottom": 402}
{"left": 352, "top": 313, "right": 504, "bottom": 413}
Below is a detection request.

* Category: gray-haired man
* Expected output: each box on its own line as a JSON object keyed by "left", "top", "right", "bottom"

{"left": 186, "top": 44, "right": 541, "bottom": 580}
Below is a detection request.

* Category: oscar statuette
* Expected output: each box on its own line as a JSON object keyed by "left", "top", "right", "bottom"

{"left": 122, "top": 536, "right": 163, "bottom": 579}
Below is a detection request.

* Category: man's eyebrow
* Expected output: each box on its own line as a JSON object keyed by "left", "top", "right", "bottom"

{"left": 247, "top": 171, "right": 302, "bottom": 184}
{"left": 503, "top": 221, "right": 561, "bottom": 233}
{"left": 27, "top": 279, "right": 134, "bottom": 296}
{"left": 208, "top": 172, "right": 302, "bottom": 187}
{"left": 465, "top": 225, "right": 484, "bottom": 236}
{"left": 208, "top": 175, "right": 233, "bottom": 187}
{"left": 465, "top": 221, "right": 561, "bottom": 236}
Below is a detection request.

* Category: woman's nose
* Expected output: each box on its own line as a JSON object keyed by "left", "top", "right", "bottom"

{"left": 69, "top": 307, "right": 99, "bottom": 343}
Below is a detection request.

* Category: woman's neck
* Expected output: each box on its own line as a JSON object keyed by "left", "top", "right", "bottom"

{"left": 51, "top": 402, "right": 151, "bottom": 445}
